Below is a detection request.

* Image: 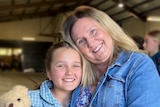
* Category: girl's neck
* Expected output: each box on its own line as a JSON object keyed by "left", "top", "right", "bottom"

{"left": 51, "top": 89, "right": 71, "bottom": 107}
{"left": 150, "top": 49, "right": 159, "bottom": 57}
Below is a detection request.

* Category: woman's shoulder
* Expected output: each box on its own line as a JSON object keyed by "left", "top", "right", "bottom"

{"left": 117, "top": 51, "right": 154, "bottom": 69}
{"left": 117, "top": 51, "right": 150, "bottom": 64}
{"left": 120, "top": 51, "right": 149, "bottom": 60}
{"left": 126, "top": 51, "right": 159, "bottom": 75}
{"left": 130, "top": 51, "right": 151, "bottom": 60}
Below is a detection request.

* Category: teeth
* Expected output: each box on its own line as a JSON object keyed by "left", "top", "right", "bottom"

{"left": 63, "top": 78, "right": 74, "bottom": 82}
{"left": 93, "top": 44, "right": 102, "bottom": 53}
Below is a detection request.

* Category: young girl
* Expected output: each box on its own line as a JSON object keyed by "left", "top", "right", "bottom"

{"left": 143, "top": 30, "right": 160, "bottom": 75}
{"left": 28, "top": 41, "right": 95, "bottom": 107}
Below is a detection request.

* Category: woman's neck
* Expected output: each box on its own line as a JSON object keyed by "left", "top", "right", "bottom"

{"left": 95, "top": 62, "right": 108, "bottom": 77}
{"left": 51, "top": 89, "right": 71, "bottom": 107}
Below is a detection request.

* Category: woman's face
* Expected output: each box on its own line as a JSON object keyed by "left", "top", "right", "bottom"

{"left": 71, "top": 17, "right": 114, "bottom": 65}
{"left": 47, "top": 47, "right": 82, "bottom": 93}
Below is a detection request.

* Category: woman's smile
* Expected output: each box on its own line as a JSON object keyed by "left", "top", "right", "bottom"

{"left": 93, "top": 42, "right": 103, "bottom": 53}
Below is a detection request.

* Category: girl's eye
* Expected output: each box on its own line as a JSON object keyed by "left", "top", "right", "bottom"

{"left": 73, "top": 64, "right": 81, "bottom": 68}
{"left": 57, "top": 64, "right": 65, "bottom": 68}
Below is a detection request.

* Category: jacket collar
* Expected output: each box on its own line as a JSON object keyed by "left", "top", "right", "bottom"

{"left": 111, "top": 51, "right": 133, "bottom": 67}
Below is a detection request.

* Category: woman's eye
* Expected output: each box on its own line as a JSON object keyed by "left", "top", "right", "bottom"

{"left": 78, "top": 39, "right": 85, "bottom": 45}
{"left": 90, "top": 29, "right": 96, "bottom": 35}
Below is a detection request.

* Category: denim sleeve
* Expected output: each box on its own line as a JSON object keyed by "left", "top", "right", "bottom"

{"left": 70, "top": 86, "right": 81, "bottom": 107}
{"left": 126, "top": 55, "right": 160, "bottom": 107}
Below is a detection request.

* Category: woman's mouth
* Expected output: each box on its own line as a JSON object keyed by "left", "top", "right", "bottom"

{"left": 93, "top": 43, "right": 103, "bottom": 53}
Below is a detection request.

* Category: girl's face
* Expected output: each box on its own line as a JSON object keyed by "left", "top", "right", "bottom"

{"left": 143, "top": 35, "right": 159, "bottom": 55}
{"left": 47, "top": 47, "right": 82, "bottom": 93}
{"left": 71, "top": 17, "right": 114, "bottom": 65}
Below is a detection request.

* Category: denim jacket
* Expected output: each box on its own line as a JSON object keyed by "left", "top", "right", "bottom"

{"left": 70, "top": 51, "right": 160, "bottom": 107}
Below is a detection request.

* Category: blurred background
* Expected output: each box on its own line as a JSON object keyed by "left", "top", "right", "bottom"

{"left": 0, "top": 0, "right": 160, "bottom": 95}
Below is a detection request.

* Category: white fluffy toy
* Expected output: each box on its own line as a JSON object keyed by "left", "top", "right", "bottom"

{"left": 0, "top": 85, "right": 31, "bottom": 107}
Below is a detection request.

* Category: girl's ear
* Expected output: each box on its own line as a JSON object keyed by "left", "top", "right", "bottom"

{"left": 46, "top": 69, "right": 51, "bottom": 80}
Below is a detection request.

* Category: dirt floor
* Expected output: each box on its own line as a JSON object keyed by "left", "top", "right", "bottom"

{"left": 0, "top": 71, "right": 47, "bottom": 95}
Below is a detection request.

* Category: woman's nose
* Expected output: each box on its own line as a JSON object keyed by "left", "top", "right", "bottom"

{"left": 86, "top": 38, "right": 95, "bottom": 49}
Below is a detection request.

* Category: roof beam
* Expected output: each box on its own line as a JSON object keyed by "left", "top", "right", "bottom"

{"left": 112, "top": 0, "right": 146, "bottom": 21}
{"left": 0, "top": 0, "right": 88, "bottom": 11}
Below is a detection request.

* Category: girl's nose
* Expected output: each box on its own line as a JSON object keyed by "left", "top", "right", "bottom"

{"left": 143, "top": 43, "right": 146, "bottom": 48}
{"left": 65, "top": 67, "right": 73, "bottom": 75}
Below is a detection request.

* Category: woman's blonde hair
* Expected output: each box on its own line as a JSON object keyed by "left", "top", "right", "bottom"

{"left": 68, "top": 42, "right": 98, "bottom": 88}
{"left": 62, "top": 5, "right": 138, "bottom": 85}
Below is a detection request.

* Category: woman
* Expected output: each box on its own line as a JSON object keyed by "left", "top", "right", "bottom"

{"left": 62, "top": 5, "right": 160, "bottom": 107}
{"left": 143, "top": 30, "right": 160, "bottom": 75}
{"left": 29, "top": 41, "right": 94, "bottom": 107}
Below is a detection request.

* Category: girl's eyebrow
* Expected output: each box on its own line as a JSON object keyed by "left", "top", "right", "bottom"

{"left": 74, "top": 62, "right": 81, "bottom": 64}
{"left": 54, "top": 61, "right": 64, "bottom": 64}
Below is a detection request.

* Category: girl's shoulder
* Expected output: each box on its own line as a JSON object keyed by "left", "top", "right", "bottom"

{"left": 28, "top": 89, "right": 40, "bottom": 96}
{"left": 28, "top": 90, "right": 42, "bottom": 106}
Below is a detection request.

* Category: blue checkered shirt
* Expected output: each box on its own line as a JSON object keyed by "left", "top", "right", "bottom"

{"left": 28, "top": 80, "right": 70, "bottom": 107}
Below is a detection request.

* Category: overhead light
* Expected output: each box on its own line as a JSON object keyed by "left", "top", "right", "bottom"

{"left": 118, "top": 3, "right": 124, "bottom": 8}
{"left": 147, "top": 16, "right": 160, "bottom": 22}
{"left": 118, "top": 0, "right": 124, "bottom": 8}
{"left": 22, "top": 37, "right": 35, "bottom": 41}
